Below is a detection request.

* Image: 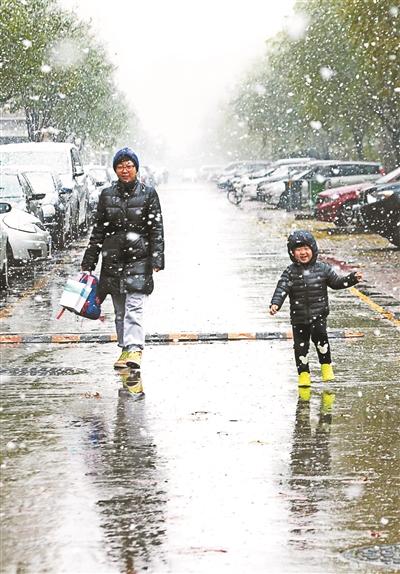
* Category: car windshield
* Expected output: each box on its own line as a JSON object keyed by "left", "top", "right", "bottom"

{"left": 0, "top": 174, "right": 24, "bottom": 201}
{"left": 0, "top": 150, "right": 70, "bottom": 174}
{"left": 24, "top": 172, "right": 57, "bottom": 199}
{"left": 270, "top": 165, "right": 308, "bottom": 179}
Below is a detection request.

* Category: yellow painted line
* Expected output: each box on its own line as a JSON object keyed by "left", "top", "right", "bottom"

{"left": 350, "top": 287, "right": 400, "bottom": 328}
{"left": 228, "top": 332, "right": 256, "bottom": 340}
{"left": 169, "top": 332, "right": 199, "bottom": 341}
{"left": 0, "top": 275, "right": 51, "bottom": 319}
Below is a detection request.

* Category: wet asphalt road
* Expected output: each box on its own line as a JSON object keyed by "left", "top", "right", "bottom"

{"left": 1, "top": 181, "right": 400, "bottom": 574}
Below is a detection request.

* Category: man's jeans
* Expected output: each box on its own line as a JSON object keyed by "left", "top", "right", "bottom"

{"left": 111, "top": 292, "right": 147, "bottom": 351}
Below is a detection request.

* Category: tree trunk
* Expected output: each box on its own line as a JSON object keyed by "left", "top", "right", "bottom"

{"left": 352, "top": 127, "right": 364, "bottom": 160}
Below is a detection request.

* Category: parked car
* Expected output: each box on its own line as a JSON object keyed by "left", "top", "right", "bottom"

{"left": 0, "top": 210, "right": 9, "bottom": 289}
{"left": 0, "top": 142, "right": 91, "bottom": 237}
{"left": 259, "top": 160, "right": 385, "bottom": 208}
{"left": 0, "top": 201, "right": 51, "bottom": 265}
{"left": 246, "top": 160, "right": 313, "bottom": 200}
{"left": 23, "top": 170, "right": 74, "bottom": 248}
{"left": 85, "top": 174, "right": 100, "bottom": 221}
{"left": 86, "top": 164, "right": 113, "bottom": 190}
{"left": 0, "top": 168, "right": 45, "bottom": 221}
{"left": 315, "top": 166, "right": 400, "bottom": 227}
{"left": 0, "top": 167, "right": 75, "bottom": 248}
{"left": 217, "top": 160, "right": 271, "bottom": 190}
{"left": 353, "top": 182, "right": 400, "bottom": 247}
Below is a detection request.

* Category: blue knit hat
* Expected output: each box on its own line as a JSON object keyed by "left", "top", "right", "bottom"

{"left": 112, "top": 147, "right": 139, "bottom": 171}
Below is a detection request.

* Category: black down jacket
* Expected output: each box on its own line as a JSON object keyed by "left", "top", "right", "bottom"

{"left": 270, "top": 230, "right": 358, "bottom": 325}
{"left": 81, "top": 179, "right": 164, "bottom": 300}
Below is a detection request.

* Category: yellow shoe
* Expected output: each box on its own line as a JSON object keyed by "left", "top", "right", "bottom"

{"left": 120, "top": 371, "right": 144, "bottom": 400}
{"left": 298, "top": 386, "right": 311, "bottom": 401}
{"left": 298, "top": 371, "right": 311, "bottom": 387}
{"left": 321, "top": 363, "right": 335, "bottom": 382}
{"left": 125, "top": 350, "right": 142, "bottom": 369}
{"left": 114, "top": 351, "right": 129, "bottom": 369}
{"left": 321, "top": 390, "right": 335, "bottom": 412}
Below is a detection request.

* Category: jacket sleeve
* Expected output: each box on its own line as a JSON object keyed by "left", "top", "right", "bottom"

{"left": 325, "top": 264, "right": 358, "bottom": 290}
{"left": 270, "top": 268, "right": 290, "bottom": 309}
{"left": 148, "top": 189, "right": 165, "bottom": 270}
{"left": 81, "top": 192, "right": 107, "bottom": 271}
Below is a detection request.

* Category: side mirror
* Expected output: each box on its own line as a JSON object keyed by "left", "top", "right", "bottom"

{"left": 59, "top": 187, "right": 73, "bottom": 195}
{"left": 0, "top": 202, "right": 12, "bottom": 214}
{"left": 30, "top": 193, "right": 46, "bottom": 201}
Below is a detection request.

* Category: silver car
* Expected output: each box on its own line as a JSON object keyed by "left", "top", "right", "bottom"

{"left": 0, "top": 202, "right": 51, "bottom": 265}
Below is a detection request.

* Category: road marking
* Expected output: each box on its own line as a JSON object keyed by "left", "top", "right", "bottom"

{"left": 0, "top": 330, "right": 364, "bottom": 345}
{"left": 350, "top": 287, "right": 400, "bottom": 328}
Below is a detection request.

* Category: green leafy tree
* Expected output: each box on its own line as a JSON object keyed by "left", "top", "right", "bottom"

{"left": 221, "top": 0, "right": 398, "bottom": 167}
{"left": 0, "top": 0, "right": 131, "bottom": 148}
{"left": 334, "top": 0, "right": 400, "bottom": 165}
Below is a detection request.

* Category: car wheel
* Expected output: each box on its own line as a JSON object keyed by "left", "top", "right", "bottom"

{"left": 335, "top": 201, "right": 357, "bottom": 227}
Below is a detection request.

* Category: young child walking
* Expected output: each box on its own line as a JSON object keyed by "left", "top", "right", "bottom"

{"left": 269, "top": 230, "right": 362, "bottom": 387}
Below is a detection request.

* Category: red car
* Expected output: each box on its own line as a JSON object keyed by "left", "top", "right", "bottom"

{"left": 315, "top": 166, "right": 400, "bottom": 226}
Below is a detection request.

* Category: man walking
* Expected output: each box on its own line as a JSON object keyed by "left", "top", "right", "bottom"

{"left": 81, "top": 147, "right": 164, "bottom": 369}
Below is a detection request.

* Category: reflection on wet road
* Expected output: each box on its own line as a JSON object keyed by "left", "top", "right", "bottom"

{"left": 1, "top": 182, "right": 399, "bottom": 573}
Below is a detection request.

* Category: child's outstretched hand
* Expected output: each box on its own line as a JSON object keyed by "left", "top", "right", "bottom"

{"left": 354, "top": 271, "right": 363, "bottom": 282}
{"left": 270, "top": 304, "right": 279, "bottom": 316}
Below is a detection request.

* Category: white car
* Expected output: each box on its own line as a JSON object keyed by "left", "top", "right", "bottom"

{"left": 0, "top": 202, "right": 51, "bottom": 265}
{"left": 0, "top": 142, "right": 91, "bottom": 236}
{"left": 244, "top": 162, "right": 312, "bottom": 200}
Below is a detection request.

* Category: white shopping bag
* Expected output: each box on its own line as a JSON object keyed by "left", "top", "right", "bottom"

{"left": 58, "top": 276, "right": 92, "bottom": 314}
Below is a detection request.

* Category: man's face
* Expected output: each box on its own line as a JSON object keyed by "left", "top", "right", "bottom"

{"left": 293, "top": 244, "right": 313, "bottom": 264}
{"left": 115, "top": 160, "right": 137, "bottom": 183}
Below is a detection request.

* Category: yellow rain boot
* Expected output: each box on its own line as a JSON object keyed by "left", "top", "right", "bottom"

{"left": 321, "top": 390, "right": 335, "bottom": 413}
{"left": 120, "top": 371, "right": 144, "bottom": 400}
{"left": 298, "top": 386, "right": 311, "bottom": 401}
{"left": 125, "top": 350, "right": 142, "bottom": 369}
{"left": 114, "top": 350, "right": 129, "bottom": 369}
{"left": 298, "top": 371, "right": 311, "bottom": 387}
{"left": 321, "top": 363, "right": 335, "bottom": 382}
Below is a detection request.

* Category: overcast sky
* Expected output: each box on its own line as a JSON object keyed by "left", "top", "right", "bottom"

{"left": 61, "top": 0, "right": 296, "bottom": 161}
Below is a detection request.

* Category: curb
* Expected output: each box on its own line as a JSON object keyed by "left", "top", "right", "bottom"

{"left": 0, "top": 330, "right": 364, "bottom": 345}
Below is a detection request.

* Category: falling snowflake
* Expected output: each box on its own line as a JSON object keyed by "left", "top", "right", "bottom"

{"left": 310, "top": 120, "right": 322, "bottom": 130}
{"left": 40, "top": 64, "right": 52, "bottom": 74}
{"left": 320, "top": 66, "right": 336, "bottom": 81}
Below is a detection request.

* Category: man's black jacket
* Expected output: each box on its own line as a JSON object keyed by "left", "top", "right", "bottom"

{"left": 81, "top": 180, "right": 164, "bottom": 300}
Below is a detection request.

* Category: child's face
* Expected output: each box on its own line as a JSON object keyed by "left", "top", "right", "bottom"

{"left": 293, "top": 244, "right": 313, "bottom": 264}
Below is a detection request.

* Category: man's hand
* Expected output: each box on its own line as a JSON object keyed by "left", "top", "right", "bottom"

{"left": 153, "top": 267, "right": 161, "bottom": 273}
{"left": 269, "top": 304, "right": 279, "bottom": 316}
{"left": 354, "top": 271, "right": 363, "bottom": 282}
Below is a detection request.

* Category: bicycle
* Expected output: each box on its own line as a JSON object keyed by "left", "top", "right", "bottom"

{"left": 227, "top": 183, "right": 243, "bottom": 205}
